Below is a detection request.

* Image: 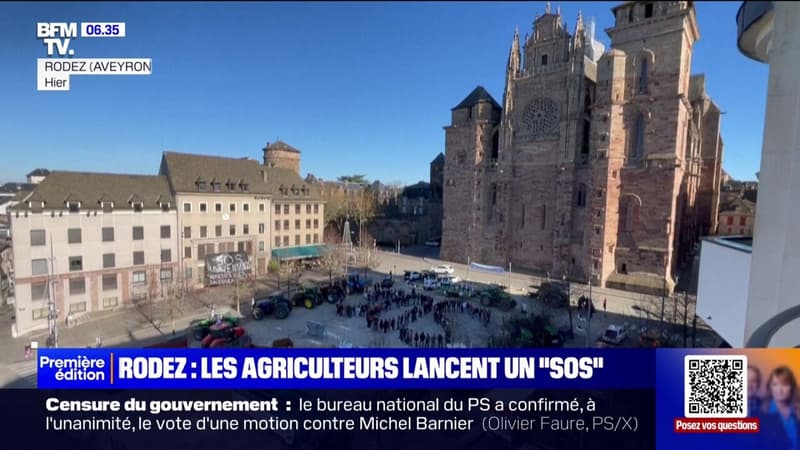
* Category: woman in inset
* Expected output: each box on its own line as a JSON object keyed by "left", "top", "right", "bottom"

{"left": 760, "top": 366, "right": 800, "bottom": 450}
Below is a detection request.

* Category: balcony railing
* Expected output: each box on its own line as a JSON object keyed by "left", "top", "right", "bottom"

{"left": 736, "top": 1, "right": 774, "bottom": 62}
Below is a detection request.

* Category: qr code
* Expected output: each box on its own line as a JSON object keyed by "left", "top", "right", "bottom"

{"left": 684, "top": 355, "right": 748, "bottom": 418}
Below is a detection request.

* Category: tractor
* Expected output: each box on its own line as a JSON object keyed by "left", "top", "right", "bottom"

{"left": 319, "top": 284, "right": 345, "bottom": 304}
{"left": 200, "top": 322, "right": 252, "bottom": 348}
{"left": 250, "top": 293, "right": 293, "bottom": 320}
{"left": 479, "top": 286, "right": 517, "bottom": 312}
{"left": 292, "top": 287, "right": 325, "bottom": 310}
{"left": 191, "top": 315, "right": 241, "bottom": 341}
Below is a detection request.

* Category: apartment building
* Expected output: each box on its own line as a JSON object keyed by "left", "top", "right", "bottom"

{"left": 9, "top": 172, "right": 178, "bottom": 336}
{"left": 159, "top": 146, "right": 324, "bottom": 289}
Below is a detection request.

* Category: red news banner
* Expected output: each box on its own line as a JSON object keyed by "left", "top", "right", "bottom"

{"left": 674, "top": 418, "right": 760, "bottom": 433}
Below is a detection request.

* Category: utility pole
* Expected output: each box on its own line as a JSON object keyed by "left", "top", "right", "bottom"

{"left": 46, "top": 236, "right": 57, "bottom": 348}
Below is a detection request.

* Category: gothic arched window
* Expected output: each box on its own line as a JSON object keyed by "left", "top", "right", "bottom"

{"left": 638, "top": 58, "right": 649, "bottom": 94}
{"left": 576, "top": 184, "right": 587, "bottom": 207}
{"left": 631, "top": 114, "right": 645, "bottom": 159}
{"left": 491, "top": 130, "right": 499, "bottom": 160}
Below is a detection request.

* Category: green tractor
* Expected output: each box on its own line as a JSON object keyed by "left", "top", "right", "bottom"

{"left": 479, "top": 286, "right": 517, "bottom": 312}
{"left": 191, "top": 315, "right": 241, "bottom": 341}
{"left": 292, "top": 287, "right": 325, "bottom": 310}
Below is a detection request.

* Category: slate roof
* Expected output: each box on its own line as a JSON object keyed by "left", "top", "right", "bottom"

{"left": 26, "top": 168, "right": 50, "bottom": 177}
{"left": 160, "top": 151, "right": 321, "bottom": 201}
{"left": 720, "top": 197, "right": 756, "bottom": 215}
{"left": 431, "top": 152, "right": 445, "bottom": 165}
{"left": 0, "top": 182, "right": 36, "bottom": 194}
{"left": 451, "top": 86, "right": 502, "bottom": 111}
{"left": 264, "top": 140, "right": 301, "bottom": 154}
{"left": 11, "top": 171, "right": 174, "bottom": 211}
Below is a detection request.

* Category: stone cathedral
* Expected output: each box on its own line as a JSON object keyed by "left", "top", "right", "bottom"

{"left": 441, "top": 1, "right": 723, "bottom": 294}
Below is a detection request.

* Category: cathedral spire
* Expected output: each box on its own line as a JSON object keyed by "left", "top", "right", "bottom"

{"left": 545, "top": 1, "right": 551, "bottom": 14}
{"left": 503, "top": 28, "right": 521, "bottom": 115}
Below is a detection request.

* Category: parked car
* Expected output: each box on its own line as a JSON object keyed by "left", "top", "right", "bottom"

{"left": 404, "top": 271, "right": 422, "bottom": 282}
{"left": 431, "top": 264, "right": 454, "bottom": 275}
{"left": 601, "top": 325, "right": 628, "bottom": 345}
{"left": 438, "top": 275, "right": 460, "bottom": 287}
{"left": 424, "top": 238, "right": 441, "bottom": 247}
{"left": 381, "top": 277, "right": 394, "bottom": 288}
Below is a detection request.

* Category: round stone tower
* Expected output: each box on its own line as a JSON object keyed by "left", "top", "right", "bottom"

{"left": 262, "top": 140, "right": 301, "bottom": 176}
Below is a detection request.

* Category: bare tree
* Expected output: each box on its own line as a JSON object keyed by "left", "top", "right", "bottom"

{"left": 319, "top": 246, "right": 346, "bottom": 284}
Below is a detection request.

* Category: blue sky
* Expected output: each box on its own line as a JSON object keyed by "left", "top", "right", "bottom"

{"left": 0, "top": 1, "right": 767, "bottom": 185}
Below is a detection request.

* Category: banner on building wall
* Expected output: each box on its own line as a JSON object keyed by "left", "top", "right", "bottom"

{"left": 204, "top": 252, "right": 252, "bottom": 286}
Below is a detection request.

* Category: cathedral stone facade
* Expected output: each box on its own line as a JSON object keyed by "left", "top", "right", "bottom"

{"left": 441, "top": 1, "right": 723, "bottom": 295}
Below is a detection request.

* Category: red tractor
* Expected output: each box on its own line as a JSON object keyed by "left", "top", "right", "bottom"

{"left": 200, "top": 321, "right": 252, "bottom": 348}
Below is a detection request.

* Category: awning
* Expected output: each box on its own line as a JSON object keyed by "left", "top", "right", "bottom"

{"left": 271, "top": 244, "right": 327, "bottom": 261}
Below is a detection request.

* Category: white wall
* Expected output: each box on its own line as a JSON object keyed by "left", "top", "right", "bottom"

{"left": 745, "top": 2, "right": 800, "bottom": 348}
{"left": 697, "top": 239, "right": 751, "bottom": 347}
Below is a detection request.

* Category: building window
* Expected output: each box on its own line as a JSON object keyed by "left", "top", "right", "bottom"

{"left": 541, "top": 54, "right": 548, "bottom": 66}
{"left": 69, "top": 277, "right": 85, "bottom": 295}
{"left": 161, "top": 249, "right": 171, "bottom": 262}
{"left": 133, "top": 226, "right": 144, "bottom": 240}
{"left": 740, "top": 228, "right": 745, "bottom": 235}
{"left": 740, "top": 216, "right": 747, "bottom": 226}
{"left": 133, "top": 251, "right": 144, "bottom": 265}
{"left": 295, "top": 235, "right": 301, "bottom": 246}
{"left": 295, "top": 219, "right": 300, "bottom": 229}
{"left": 183, "top": 202, "right": 191, "bottom": 212}
{"left": 306, "top": 219, "right": 311, "bottom": 229}
{"left": 306, "top": 234, "right": 311, "bottom": 244}
{"left": 314, "top": 204, "right": 319, "bottom": 214}
{"left": 229, "top": 225, "right": 236, "bottom": 236}
{"left": 284, "top": 219, "right": 289, "bottom": 230}
{"left": 229, "top": 203, "right": 236, "bottom": 213}
{"left": 306, "top": 204, "right": 312, "bottom": 214}
{"left": 237, "top": 241, "right": 245, "bottom": 253}
{"left": 32, "top": 307, "right": 49, "bottom": 320}
{"left": 638, "top": 58, "right": 649, "bottom": 94}
{"left": 243, "top": 203, "right": 250, "bottom": 213}
{"left": 133, "top": 202, "right": 144, "bottom": 212}
{"left": 67, "top": 201, "right": 80, "bottom": 213}
{"left": 243, "top": 224, "right": 250, "bottom": 235}
{"left": 727, "top": 216, "right": 734, "bottom": 225}
{"left": 620, "top": 199, "right": 638, "bottom": 232}
{"left": 100, "top": 227, "right": 114, "bottom": 242}
{"left": 69, "top": 302, "right": 87, "bottom": 313}
{"left": 577, "top": 184, "right": 587, "bottom": 207}
{"left": 200, "top": 226, "right": 207, "bottom": 238}
{"left": 68, "top": 228, "right": 82, "bottom": 244}
{"left": 132, "top": 271, "right": 146, "bottom": 284}
{"left": 183, "top": 226, "right": 191, "bottom": 238}
{"left": 275, "top": 236, "right": 281, "bottom": 247}
{"left": 31, "top": 282, "right": 47, "bottom": 301}
{"left": 632, "top": 114, "right": 645, "bottom": 158}
{"left": 275, "top": 220, "right": 281, "bottom": 231}
{"left": 197, "top": 245, "right": 206, "bottom": 260}
{"left": 102, "top": 297, "right": 118, "bottom": 308}
{"left": 283, "top": 236, "right": 289, "bottom": 246}
{"left": 102, "top": 274, "right": 117, "bottom": 291}
{"left": 32, "top": 259, "right": 48, "bottom": 276}
{"left": 160, "top": 225, "right": 170, "bottom": 238}
{"left": 215, "top": 202, "right": 222, "bottom": 212}
{"left": 68, "top": 256, "right": 83, "bottom": 272}
{"left": 644, "top": 2, "right": 653, "bottom": 18}
{"left": 283, "top": 204, "right": 289, "bottom": 214}
{"left": 160, "top": 268, "right": 173, "bottom": 282}
{"left": 628, "top": 7, "right": 634, "bottom": 22}
{"left": 31, "top": 229, "right": 46, "bottom": 246}
{"left": 103, "top": 253, "right": 115, "bottom": 268}
{"left": 212, "top": 182, "right": 221, "bottom": 192}
{"left": 200, "top": 202, "right": 207, "bottom": 212}
{"left": 314, "top": 219, "right": 319, "bottom": 229}
{"left": 184, "top": 246, "right": 192, "bottom": 259}
{"left": 259, "top": 241, "right": 265, "bottom": 252}
{"left": 259, "top": 203, "right": 265, "bottom": 212}
{"left": 215, "top": 225, "right": 222, "bottom": 237}
{"left": 275, "top": 204, "right": 281, "bottom": 214}
{"left": 541, "top": 205, "right": 547, "bottom": 231}
{"left": 295, "top": 204, "right": 301, "bottom": 214}
{"left": 258, "top": 223, "right": 265, "bottom": 234}
{"left": 313, "top": 234, "right": 319, "bottom": 243}
{"left": 197, "top": 181, "right": 207, "bottom": 191}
